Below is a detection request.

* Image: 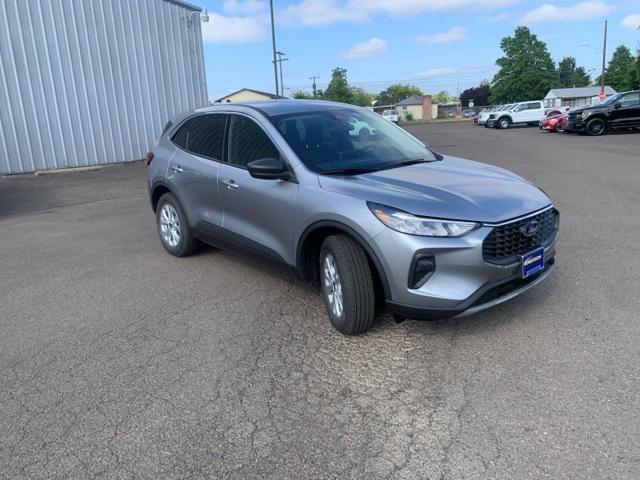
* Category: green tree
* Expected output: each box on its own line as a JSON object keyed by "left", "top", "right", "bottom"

{"left": 351, "top": 87, "right": 375, "bottom": 107}
{"left": 557, "top": 56, "right": 591, "bottom": 88}
{"left": 431, "top": 90, "right": 451, "bottom": 104}
{"left": 597, "top": 45, "right": 635, "bottom": 92}
{"left": 323, "top": 67, "right": 354, "bottom": 104}
{"left": 292, "top": 90, "right": 314, "bottom": 99}
{"left": 490, "top": 26, "right": 558, "bottom": 104}
{"left": 625, "top": 51, "right": 640, "bottom": 91}
{"left": 377, "top": 84, "right": 423, "bottom": 105}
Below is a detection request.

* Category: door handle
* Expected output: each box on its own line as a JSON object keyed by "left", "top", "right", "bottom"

{"left": 171, "top": 165, "right": 183, "bottom": 173}
{"left": 222, "top": 179, "right": 240, "bottom": 190}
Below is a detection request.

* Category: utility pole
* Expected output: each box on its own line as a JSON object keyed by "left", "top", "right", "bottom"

{"left": 600, "top": 19, "right": 607, "bottom": 100}
{"left": 309, "top": 76, "right": 319, "bottom": 97}
{"left": 269, "top": 0, "right": 279, "bottom": 96}
{"left": 276, "top": 51, "right": 289, "bottom": 97}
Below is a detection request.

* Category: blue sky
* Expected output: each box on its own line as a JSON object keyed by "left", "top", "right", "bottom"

{"left": 198, "top": 0, "right": 640, "bottom": 101}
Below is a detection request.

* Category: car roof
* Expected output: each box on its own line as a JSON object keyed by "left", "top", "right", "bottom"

{"left": 195, "top": 99, "right": 363, "bottom": 117}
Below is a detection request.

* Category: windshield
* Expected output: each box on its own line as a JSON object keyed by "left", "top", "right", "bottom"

{"left": 271, "top": 107, "right": 437, "bottom": 174}
{"left": 598, "top": 93, "right": 622, "bottom": 106}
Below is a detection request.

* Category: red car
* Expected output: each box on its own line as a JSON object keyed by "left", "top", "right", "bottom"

{"left": 539, "top": 108, "right": 570, "bottom": 133}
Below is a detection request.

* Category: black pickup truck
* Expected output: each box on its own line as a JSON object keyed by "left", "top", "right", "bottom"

{"left": 567, "top": 90, "right": 640, "bottom": 136}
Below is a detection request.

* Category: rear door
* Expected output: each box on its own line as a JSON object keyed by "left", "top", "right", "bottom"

{"left": 168, "top": 114, "right": 227, "bottom": 227}
{"left": 526, "top": 102, "right": 544, "bottom": 122}
{"left": 218, "top": 113, "right": 299, "bottom": 265}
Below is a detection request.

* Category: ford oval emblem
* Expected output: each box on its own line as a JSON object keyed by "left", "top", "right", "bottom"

{"left": 521, "top": 220, "right": 540, "bottom": 237}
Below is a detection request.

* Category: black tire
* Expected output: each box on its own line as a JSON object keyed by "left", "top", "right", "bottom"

{"left": 156, "top": 192, "right": 200, "bottom": 257}
{"left": 585, "top": 118, "right": 606, "bottom": 136}
{"left": 319, "top": 234, "right": 375, "bottom": 335}
{"left": 497, "top": 117, "right": 511, "bottom": 129}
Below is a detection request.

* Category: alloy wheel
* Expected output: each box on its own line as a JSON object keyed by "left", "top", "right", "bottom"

{"left": 160, "top": 204, "right": 181, "bottom": 248}
{"left": 323, "top": 253, "right": 344, "bottom": 318}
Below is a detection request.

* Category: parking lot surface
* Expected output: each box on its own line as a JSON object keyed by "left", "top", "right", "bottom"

{"left": 1, "top": 123, "right": 639, "bottom": 479}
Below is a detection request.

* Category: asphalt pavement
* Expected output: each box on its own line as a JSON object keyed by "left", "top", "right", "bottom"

{"left": 1, "top": 122, "right": 639, "bottom": 479}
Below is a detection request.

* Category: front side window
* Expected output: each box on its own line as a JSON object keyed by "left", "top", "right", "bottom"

{"left": 619, "top": 93, "right": 640, "bottom": 107}
{"left": 172, "top": 114, "right": 226, "bottom": 160}
{"left": 227, "top": 115, "right": 280, "bottom": 167}
{"left": 270, "top": 107, "right": 437, "bottom": 174}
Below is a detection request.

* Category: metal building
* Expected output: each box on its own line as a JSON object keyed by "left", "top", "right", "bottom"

{"left": 0, "top": 0, "right": 208, "bottom": 174}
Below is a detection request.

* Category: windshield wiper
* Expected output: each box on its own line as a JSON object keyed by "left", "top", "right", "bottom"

{"left": 398, "top": 158, "right": 429, "bottom": 166}
{"left": 321, "top": 167, "right": 380, "bottom": 176}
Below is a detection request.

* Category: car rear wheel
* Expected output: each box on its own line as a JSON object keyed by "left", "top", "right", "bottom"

{"left": 498, "top": 117, "right": 511, "bottom": 129}
{"left": 585, "top": 118, "right": 606, "bottom": 136}
{"left": 156, "top": 192, "right": 200, "bottom": 257}
{"left": 320, "top": 234, "right": 375, "bottom": 335}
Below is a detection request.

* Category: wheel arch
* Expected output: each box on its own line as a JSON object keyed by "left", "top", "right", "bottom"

{"left": 296, "top": 220, "right": 391, "bottom": 299}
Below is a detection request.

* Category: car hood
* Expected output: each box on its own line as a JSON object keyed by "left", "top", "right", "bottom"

{"left": 317, "top": 156, "right": 551, "bottom": 223}
{"left": 570, "top": 105, "right": 607, "bottom": 114}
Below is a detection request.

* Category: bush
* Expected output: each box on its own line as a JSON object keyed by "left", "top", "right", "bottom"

{"left": 405, "top": 112, "right": 414, "bottom": 121}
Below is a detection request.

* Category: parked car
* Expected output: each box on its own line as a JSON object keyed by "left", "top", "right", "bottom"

{"left": 486, "top": 101, "right": 545, "bottom": 129}
{"left": 147, "top": 100, "right": 558, "bottom": 335}
{"left": 382, "top": 109, "right": 399, "bottom": 124}
{"left": 539, "top": 109, "right": 568, "bottom": 133}
{"left": 566, "top": 90, "right": 640, "bottom": 136}
{"left": 462, "top": 109, "right": 475, "bottom": 118}
{"left": 478, "top": 104, "right": 513, "bottom": 126}
{"left": 349, "top": 118, "right": 376, "bottom": 138}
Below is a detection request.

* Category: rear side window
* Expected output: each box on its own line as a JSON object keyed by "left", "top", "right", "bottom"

{"left": 227, "top": 115, "right": 279, "bottom": 167}
{"left": 527, "top": 102, "right": 542, "bottom": 110}
{"left": 171, "top": 114, "right": 226, "bottom": 160}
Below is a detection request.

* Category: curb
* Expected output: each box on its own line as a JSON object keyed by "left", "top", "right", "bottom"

{"left": 33, "top": 165, "right": 103, "bottom": 176}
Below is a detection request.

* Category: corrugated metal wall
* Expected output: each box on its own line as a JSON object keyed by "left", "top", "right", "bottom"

{"left": 0, "top": 0, "right": 208, "bottom": 174}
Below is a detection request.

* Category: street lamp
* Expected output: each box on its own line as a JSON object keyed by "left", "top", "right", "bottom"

{"left": 269, "top": 0, "right": 279, "bottom": 96}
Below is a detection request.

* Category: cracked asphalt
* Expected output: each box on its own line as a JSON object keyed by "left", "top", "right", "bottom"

{"left": 1, "top": 122, "right": 639, "bottom": 479}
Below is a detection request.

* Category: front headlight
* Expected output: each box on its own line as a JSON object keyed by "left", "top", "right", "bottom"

{"left": 581, "top": 111, "right": 592, "bottom": 120}
{"left": 368, "top": 203, "right": 480, "bottom": 237}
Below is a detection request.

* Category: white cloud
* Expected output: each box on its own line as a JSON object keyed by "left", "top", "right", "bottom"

{"left": 201, "top": 13, "right": 267, "bottom": 43}
{"left": 487, "top": 12, "right": 509, "bottom": 23}
{"left": 416, "top": 27, "right": 468, "bottom": 45}
{"left": 621, "top": 13, "right": 640, "bottom": 29}
{"left": 343, "top": 37, "right": 388, "bottom": 59}
{"left": 282, "top": 0, "right": 514, "bottom": 26}
{"left": 223, "top": 0, "right": 266, "bottom": 15}
{"left": 281, "top": 0, "right": 368, "bottom": 26}
{"left": 413, "top": 67, "right": 458, "bottom": 78}
{"left": 518, "top": 1, "right": 613, "bottom": 24}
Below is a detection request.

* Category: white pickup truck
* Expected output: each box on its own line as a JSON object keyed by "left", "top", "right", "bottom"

{"left": 486, "top": 100, "right": 545, "bottom": 129}
{"left": 382, "top": 109, "right": 399, "bottom": 124}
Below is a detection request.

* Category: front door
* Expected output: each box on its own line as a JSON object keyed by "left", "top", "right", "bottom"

{"left": 610, "top": 92, "right": 640, "bottom": 128}
{"left": 219, "top": 113, "right": 299, "bottom": 265}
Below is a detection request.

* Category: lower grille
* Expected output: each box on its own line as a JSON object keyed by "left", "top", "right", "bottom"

{"left": 483, "top": 208, "right": 557, "bottom": 264}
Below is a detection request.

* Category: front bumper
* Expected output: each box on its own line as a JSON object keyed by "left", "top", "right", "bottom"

{"left": 567, "top": 117, "right": 586, "bottom": 132}
{"left": 369, "top": 212, "right": 558, "bottom": 320}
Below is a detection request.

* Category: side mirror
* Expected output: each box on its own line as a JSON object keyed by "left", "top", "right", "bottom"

{"left": 247, "top": 157, "right": 290, "bottom": 180}
{"left": 614, "top": 102, "right": 622, "bottom": 109}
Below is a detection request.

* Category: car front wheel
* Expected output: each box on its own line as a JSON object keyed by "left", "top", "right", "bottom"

{"left": 320, "top": 234, "right": 375, "bottom": 335}
{"left": 585, "top": 118, "right": 606, "bottom": 136}
{"left": 498, "top": 117, "right": 511, "bottom": 129}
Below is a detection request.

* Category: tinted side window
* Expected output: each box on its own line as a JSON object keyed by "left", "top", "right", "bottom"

{"left": 527, "top": 102, "right": 541, "bottom": 110}
{"left": 620, "top": 93, "right": 640, "bottom": 107}
{"left": 227, "top": 115, "right": 279, "bottom": 167}
{"left": 172, "top": 122, "right": 189, "bottom": 149}
{"left": 171, "top": 114, "right": 226, "bottom": 160}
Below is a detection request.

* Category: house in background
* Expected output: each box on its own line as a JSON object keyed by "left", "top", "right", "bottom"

{"left": 395, "top": 95, "right": 433, "bottom": 122}
{"left": 544, "top": 86, "right": 617, "bottom": 108}
{"left": 215, "top": 88, "right": 284, "bottom": 103}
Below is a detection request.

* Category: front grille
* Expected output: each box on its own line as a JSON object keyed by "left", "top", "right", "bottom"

{"left": 483, "top": 208, "right": 557, "bottom": 264}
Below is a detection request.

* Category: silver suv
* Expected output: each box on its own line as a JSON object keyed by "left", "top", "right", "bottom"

{"left": 147, "top": 100, "right": 558, "bottom": 335}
